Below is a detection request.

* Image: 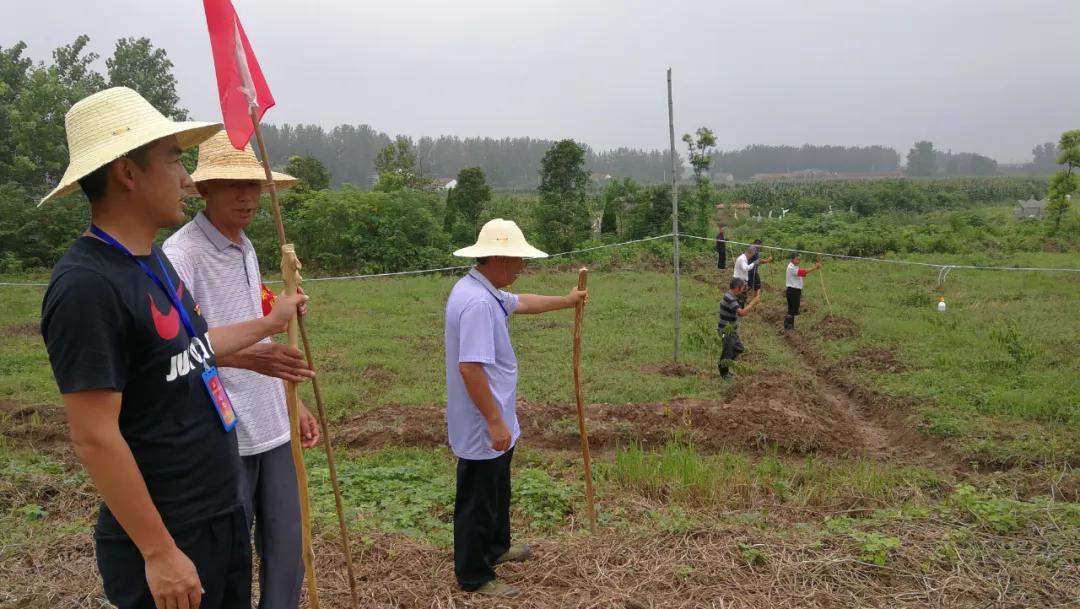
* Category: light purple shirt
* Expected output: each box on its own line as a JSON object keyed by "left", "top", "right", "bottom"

{"left": 444, "top": 268, "right": 520, "bottom": 460}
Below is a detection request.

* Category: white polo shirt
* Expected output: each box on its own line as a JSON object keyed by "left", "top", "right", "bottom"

{"left": 163, "top": 211, "right": 291, "bottom": 457}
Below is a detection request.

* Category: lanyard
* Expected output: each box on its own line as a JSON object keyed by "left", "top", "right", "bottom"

{"left": 89, "top": 225, "right": 203, "bottom": 357}
{"left": 469, "top": 272, "right": 509, "bottom": 318}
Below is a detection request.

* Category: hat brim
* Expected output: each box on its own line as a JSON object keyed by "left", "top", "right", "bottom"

{"left": 187, "top": 167, "right": 299, "bottom": 196}
{"left": 453, "top": 243, "right": 549, "bottom": 259}
{"left": 39, "top": 121, "right": 222, "bottom": 206}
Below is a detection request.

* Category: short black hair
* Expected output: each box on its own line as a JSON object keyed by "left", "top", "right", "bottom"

{"left": 78, "top": 140, "right": 156, "bottom": 203}
{"left": 476, "top": 257, "right": 490, "bottom": 265}
{"left": 729, "top": 277, "right": 747, "bottom": 290}
{"left": 753, "top": 239, "right": 763, "bottom": 245}
{"left": 790, "top": 252, "right": 801, "bottom": 261}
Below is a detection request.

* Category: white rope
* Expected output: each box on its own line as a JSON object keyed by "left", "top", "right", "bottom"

{"left": 684, "top": 233, "right": 1080, "bottom": 273}
{"left": 3, "top": 231, "right": 1077, "bottom": 288}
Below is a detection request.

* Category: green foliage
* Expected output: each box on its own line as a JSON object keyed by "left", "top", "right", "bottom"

{"left": 444, "top": 166, "right": 491, "bottom": 246}
{"left": 512, "top": 468, "right": 576, "bottom": 530}
{"left": 711, "top": 144, "right": 900, "bottom": 179}
{"left": 374, "top": 136, "right": 432, "bottom": 191}
{"left": 536, "top": 139, "right": 592, "bottom": 252}
{"left": 682, "top": 128, "right": 717, "bottom": 236}
{"left": 906, "top": 141, "right": 937, "bottom": 177}
{"left": 848, "top": 530, "right": 901, "bottom": 566}
{"left": 281, "top": 186, "right": 451, "bottom": 274}
{"left": 307, "top": 448, "right": 455, "bottom": 544}
{"left": 606, "top": 441, "right": 940, "bottom": 508}
{"left": 738, "top": 543, "right": 768, "bottom": 569}
{"left": 990, "top": 320, "right": 1032, "bottom": 367}
{"left": 1045, "top": 129, "right": 1080, "bottom": 232}
{"left": 105, "top": 37, "right": 186, "bottom": 120}
{"left": 284, "top": 155, "right": 331, "bottom": 191}
{"left": 682, "top": 127, "right": 717, "bottom": 186}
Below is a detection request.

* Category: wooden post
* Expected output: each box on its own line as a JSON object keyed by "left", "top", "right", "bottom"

{"left": 250, "top": 109, "right": 360, "bottom": 609}
{"left": 572, "top": 268, "right": 597, "bottom": 531}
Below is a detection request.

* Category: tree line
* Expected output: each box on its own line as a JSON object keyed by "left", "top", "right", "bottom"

{"left": 1, "top": 35, "right": 1073, "bottom": 276}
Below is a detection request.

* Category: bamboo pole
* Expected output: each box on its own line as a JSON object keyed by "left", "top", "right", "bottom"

{"left": 572, "top": 268, "right": 597, "bottom": 531}
{"left": 278, "top": 247, "right": 319, "bottom": 609}
{"left": 250, "top": 109, "right": 360, "bottom": 609}
{"left": 667, "top": 68, "right": 681, "bottom": 364}
{"left": 818, "top": 261, "right": 833, "bottom": 314}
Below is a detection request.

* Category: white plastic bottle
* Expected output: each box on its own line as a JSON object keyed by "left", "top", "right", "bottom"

{"left": 937, "top": 296, "right": 947, "bottom": 312}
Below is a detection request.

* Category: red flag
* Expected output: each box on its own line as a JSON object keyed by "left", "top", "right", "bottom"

{"left": 203, "top": 0, "right": 275, "bottom": 149}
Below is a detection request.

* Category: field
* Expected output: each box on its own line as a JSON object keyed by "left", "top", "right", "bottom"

{"left": 1, "top": 241, "right": 1078, "bottom": 607}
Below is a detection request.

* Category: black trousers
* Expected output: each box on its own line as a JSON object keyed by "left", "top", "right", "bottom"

{"left": 241, "top": 443, "right": 303, "bottom": 609}
{"left": 95, "top": 507, "right": 252, "bottom": 609}
{"left": 455, "top": 446, "right": 514, "bottom": 590}
{"left": 718, "top": 326, "right": 745, "bottom": 376}
{"left": 786, "top": 287, "right": 802, "bottom": 316}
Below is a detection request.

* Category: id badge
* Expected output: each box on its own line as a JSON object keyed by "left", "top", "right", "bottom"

{"left": 201, "top": 366, "right": 238, "bottom": 432}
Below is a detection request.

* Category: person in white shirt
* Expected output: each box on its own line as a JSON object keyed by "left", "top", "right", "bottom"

{"left": 733, "top": 245, "right": 771, "bottom": 303}
{"left": 784, "top": 253, "right": 822, "bottom": 331}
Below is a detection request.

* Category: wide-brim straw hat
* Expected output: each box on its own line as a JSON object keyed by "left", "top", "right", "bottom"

{"left": 39, "top": 87, "right": 221, "bottom": 205}
{"left": 453, "top": 219, "right": 549, "bottom": 259}
{"left": 188, "top": 130, "right": 298, "bottom": 196}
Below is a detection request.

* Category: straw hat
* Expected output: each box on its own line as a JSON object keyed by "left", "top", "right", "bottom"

{"left": 39, "top": 87, "right": 221, "bottom": 205}
{"left": 453, "top": 219, "right": 549, "bottom": 259}
{"left": 188, "top": 131, "right": 298, "bottom": 195}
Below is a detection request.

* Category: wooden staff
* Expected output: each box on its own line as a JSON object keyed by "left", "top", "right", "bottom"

{"left": 572, "top": 268, "right": 597, "bottom": 531}
{"left": 250, "top": 110, "right": 360, "bottom": 609}
{"left": 818, "top": 259, "right": 833, "bottom": 314}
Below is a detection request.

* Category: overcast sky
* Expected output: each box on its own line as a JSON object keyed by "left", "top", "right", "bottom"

{"left": 6, "top": 0, "right": 1079, "bottom": 163}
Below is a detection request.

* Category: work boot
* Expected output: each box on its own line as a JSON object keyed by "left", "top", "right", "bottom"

{"left": 474, "top": 580, "right": 521, "bottom": 598}
{"left": 495, "top": 544, "right": 533, "bottom": 564}
{"left": 783, "top": 315, "right": 794, "bottom": 331}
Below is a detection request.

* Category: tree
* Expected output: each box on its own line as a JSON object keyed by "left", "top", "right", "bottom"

{"left": 444, "top": 167, "right": 491, "bottom": 245}
{"left": 1046, "top": 130, "right": 1080, "bottom": 233}
{"left": 1032, "top": 142, "right": 1060, "bottom": 175}
{"left": 906, "top": 141, "right": 937, "bottom": 177}
{"left": 106, "top": 37, "right": 187, "bottom": 120}
{"left": 373, "top": 136, "right": 432, "bottom": 190}
{"left": 536, "top": 139, "right": 591, "bottom": 252}
{"left": 682, "top": 127, "right": 717, "bottom": 235}
{"left": 601, "top": 177, "right": 643, "bottom": 237}
{"left": 284, "top": 155, "right": 331, "bottom": 190}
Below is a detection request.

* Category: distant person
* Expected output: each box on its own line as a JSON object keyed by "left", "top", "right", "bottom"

{"left": 715, "top": 227, "right": 727, "bottom": 269}
{"left": 746, "top": 239, "right": 768, "bottom": 295}
{"left": 38, "top": 87, "right": 307, "bottom": 609}
{"left": 718, "top": 277, "right": 760, "bottom": 380}
{"left": 784, "top": 253, "right": 821, "bottom": 331}
{"left": 733, "top": 244, "right": 770, "bottom": 304}
{"left": 163, "top": 131, "right": 320, "bottom": 609}
{"left": 445, "top": 219, "right": 587, "bottom": 597}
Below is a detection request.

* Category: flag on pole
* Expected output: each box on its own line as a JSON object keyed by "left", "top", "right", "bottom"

{"left": 203, "top": 0, "right": 275, "bottom": 149}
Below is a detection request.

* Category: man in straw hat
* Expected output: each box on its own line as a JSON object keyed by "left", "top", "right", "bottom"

{"left": 39, "top": 87, "right": 308, "bottom": 609}
{"left": 163, "top": 130, "right": 318, "bottom": 609}
{"left": 445, "top": 218, "right": 587, "bottom": 597}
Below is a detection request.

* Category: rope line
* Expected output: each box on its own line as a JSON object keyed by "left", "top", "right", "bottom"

{"left": 684, "top": 233, "right": 1080, "bottom": 273}
{"left": 2, "top": 231, "right": 1077, "bottom": 288}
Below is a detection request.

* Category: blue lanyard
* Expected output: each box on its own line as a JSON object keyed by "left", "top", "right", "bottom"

{"left": 89, "top": 225, "right": 202, "bottom": 347}
{"left": 469, "top": 273, "right": 509, "bottom": 318}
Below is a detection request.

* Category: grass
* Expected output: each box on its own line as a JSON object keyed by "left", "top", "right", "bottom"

{"left": 605, "top": 441, "right": 946, "bottom": 509}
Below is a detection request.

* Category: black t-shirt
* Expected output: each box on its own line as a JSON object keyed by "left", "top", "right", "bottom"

{"left": 41, "top": 237, "right": 241, "bottom": 537}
